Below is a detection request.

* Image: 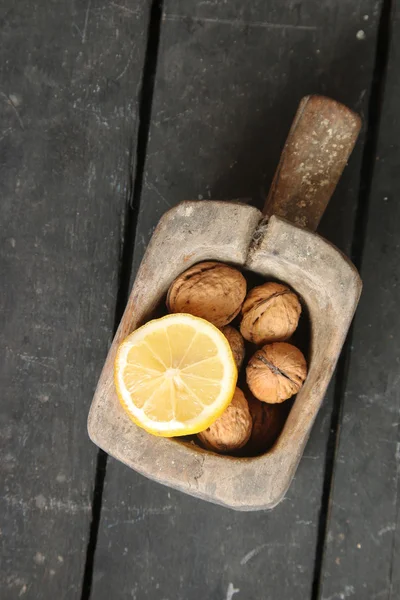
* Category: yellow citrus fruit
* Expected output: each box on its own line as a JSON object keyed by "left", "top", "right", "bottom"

{"left": 114, "top": 313, "right": 237, "bottom": 437}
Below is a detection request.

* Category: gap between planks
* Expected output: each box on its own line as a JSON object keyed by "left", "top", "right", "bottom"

{"left": 311, "top": 1, "right": 393, "bottom": 598}
{"left": 79, "top": 1, "right": 165, "bottom": 599}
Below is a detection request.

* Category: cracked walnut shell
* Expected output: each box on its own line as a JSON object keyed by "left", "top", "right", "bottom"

{"left": 246, "top": 342, "right": 307, "bottom": 403}
{"left": 167, "top": 261, "right": 247, "bottom": 327}
{"left": 220, "top": 326, "right": 245, "bottom": 370}
{"left": 240, "top": 282, "right": 301, "bottom": 345}
{"left": 197, "top": 388, "right": 252, "bottom": 453}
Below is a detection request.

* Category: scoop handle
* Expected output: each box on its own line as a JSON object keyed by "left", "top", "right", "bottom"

{"left": 263, "top": 95, "right": 361, "bottom": 231}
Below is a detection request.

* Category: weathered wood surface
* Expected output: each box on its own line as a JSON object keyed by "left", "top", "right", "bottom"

{"left": 263, "top": 95, "right": 361, "bottom": 230}
{"left": 320, "top": 7, "right": 400, "bottom": 600}
{"left": 0, "top": 1, "right": 149, "bottom": 598}
{"left": 91, "top": 1, "right": 383, "bottom": 598}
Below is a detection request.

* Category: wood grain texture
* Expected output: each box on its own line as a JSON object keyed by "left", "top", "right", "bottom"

{"left": 0, "top": 1, "right": 149, "bottom": 597}
{"left": 91, "top": 1, "right": 382, "bottom": 598}
{"left": 320, "top": 8, "right": 400, "bottom": 600}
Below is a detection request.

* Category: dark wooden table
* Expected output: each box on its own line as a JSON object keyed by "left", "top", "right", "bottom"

{"left": 1, "top": 1, "right": 399, "bottom": 598}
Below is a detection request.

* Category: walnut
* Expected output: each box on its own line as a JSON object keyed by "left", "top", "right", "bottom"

{"left": 220, "top": 326, "right": 245, "bottom": 370}
{"left": 197, "top": 388, "right": 252, "bottom": 453}
{"left": 167, "top": 261, "right": 247, "bottom": 327}
{"left": 246, "top": 342, "right": 307, "bottom": 403}
{"left": 240, "top": 282, "right": 301, "bottom": 345}
{"left": 246, "top": 396, "right": 285, "bottom": 455}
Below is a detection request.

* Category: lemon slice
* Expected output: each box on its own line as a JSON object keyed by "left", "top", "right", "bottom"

{"left": 114, "top": 313, "right": 237, "bottom": 437}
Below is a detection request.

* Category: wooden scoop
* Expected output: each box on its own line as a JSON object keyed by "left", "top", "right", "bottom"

{"left": 88, "top": 95, "right": 362, "bottom": 511}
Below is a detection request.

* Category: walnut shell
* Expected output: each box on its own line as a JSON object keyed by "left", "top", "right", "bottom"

{"left": 220, "top": 326, "right": 245, "bottom": 370}
{"left": 197, "top": 388, "right": 252, "bottom": 453}
{"left": 240, "top": 282, "right": 301, "bottom": 345}
{"left": 246, "top": 396, "right": 285, "bottom": 455}
{"left": 246, "top": 342, "right": 307, "bottom": 403}
{"left": 167, "top": 261, "right": 247, "bottom": 327}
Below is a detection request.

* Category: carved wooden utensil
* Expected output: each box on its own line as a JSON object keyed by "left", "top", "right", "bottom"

{"left": 88, "top": 95, "right": 362, "bottom": 510}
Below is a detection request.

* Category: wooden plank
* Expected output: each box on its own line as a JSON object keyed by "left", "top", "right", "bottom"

{"left": 320, "top": 7, "right": 400, "bottom": 600}
{"left": 91, "top": 2, "right": 383, "bottom": 599}
{"left": 0, "top": 1, "right": 149, "bottom": 598}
